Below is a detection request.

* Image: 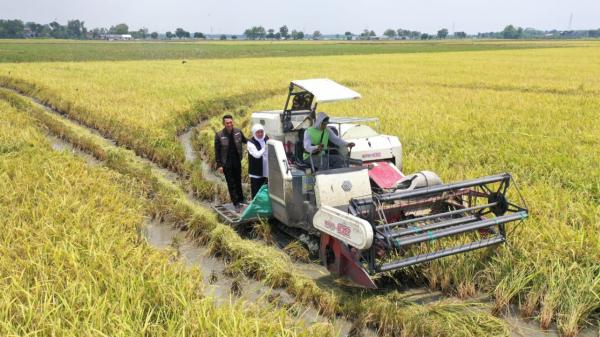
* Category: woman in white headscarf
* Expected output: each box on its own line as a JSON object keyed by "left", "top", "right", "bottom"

{"left": 247, "top": 123, "right": 269, "bottom": 199}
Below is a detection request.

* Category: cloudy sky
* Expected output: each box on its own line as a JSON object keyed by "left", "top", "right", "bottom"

{"left": 2, "top": 0, "right": 599, "bottom": 34}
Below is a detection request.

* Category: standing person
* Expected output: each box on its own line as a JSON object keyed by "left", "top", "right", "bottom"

{"left": 215, "top": 114, "right": 247, "bottom": 210}
{"left": 247, "top": 124, "right": 269, "bottom": 199}
{"left": 303, "top": 112, "right": 354, "bottom": 171}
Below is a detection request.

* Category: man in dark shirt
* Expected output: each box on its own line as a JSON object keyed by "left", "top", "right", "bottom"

{"left": 214, "top": 114, "right": 247, "bottom": 209}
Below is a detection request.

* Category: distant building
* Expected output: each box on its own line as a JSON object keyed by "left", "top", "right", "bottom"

{"left": 103, "top": 34, "right": 133, "bottom": 41}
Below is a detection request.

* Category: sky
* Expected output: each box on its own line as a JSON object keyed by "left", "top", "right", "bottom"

{"left": 2, "top": 0, "right": 599, "bottom": 35}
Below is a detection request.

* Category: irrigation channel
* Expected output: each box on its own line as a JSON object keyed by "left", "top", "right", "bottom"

{"left": 5, "top": 86, "right": 596, "bottom": 337}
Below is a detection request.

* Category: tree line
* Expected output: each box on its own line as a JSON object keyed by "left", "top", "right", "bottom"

{"left": 243, "top": 25, "right": 308, "bottom": 40}
{"left": 0, "top": 19, "right": 208, "bottom": 40}
{"left": 1, "top": 19, "right": 600, "bottom": 40}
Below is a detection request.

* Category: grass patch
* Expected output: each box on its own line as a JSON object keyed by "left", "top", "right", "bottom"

{"left": 0, "top": 39, "right": 579, "bottom": 63}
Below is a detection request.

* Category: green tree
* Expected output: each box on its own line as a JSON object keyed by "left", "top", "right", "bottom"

{"left": 454, "top": 31, "right": 467, "bottom": 38}
{"left": 396, "top": 28, "right": 411, "bottom": 39}
{"left": 344, "top": 31, "right": 353, "bottom": 40}
{"left": 437, "top": 28, "right": 448, "bottom": 39}
{"left": 165, "top": 31, "right": 173, "bottom": 39}
{"left": 291, "top": 30, "right": 304, "bottom": 40}
{"left": 25, "top": 22, "right": 45, "bottom": 37}
{"left": 502, "top": 24, "right": 523, "bottom": 39}
{"left": 220, "top": 34, "right": 227, "bottom": 40}
{"left": 109, "top": 23, "right": 128, "bottom": 34}
{"left": 66, "top": 20, "right": 86, "bottom": 39}
{"left": 312, "top": 30, "right": 322, "bottom": 40}
{"left": 266, "top": 28, "right": 275, "bottom": 39}
{"left": 383, "top": 28, "right": 396, "bottom": 39}
{"left": 175, "top": 28, "right": 190, "bottom": 39}
{"left": 132, "top": 28, "right": 148, "bottom": 39}
{"left": 359, "top": 29, "right": 370, "bottom": 39}
{"left": 244, "top": 26, "right": 266, "bottom": 40}
{"left": 150, "top": 32, "right": 158, "bottom": 39}
{"left": 0, "top": 19, "right": 25, "bottom": 38}
{"left": 49, "top": 21, "right": 67, "bottom": 38}
{"left": 193, "top": 32, "right": 205, "bottom": 39}
{"left": 410, "top": 31, "right": 421, "bottom": 39}
{"left": 91, "top": 27, "right": 107, "bottom": 39}
{"left": 279, "top": 25, "right": 289, "bottom": 39}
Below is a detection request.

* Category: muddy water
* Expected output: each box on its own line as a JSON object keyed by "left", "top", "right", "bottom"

{"left": 48, "top": 133, "right": 101, "bottom": 166}
{"left": 504, "top": 306, "right": 598, "bottom": 337}
{"left": 178, "top": 129, "right": 198, "bottom": 163}
{"left": 179, "top": 128, "right": 227, "bottom": 185}
{"left": 179, "top": 127, "right": 251, "bottom": 200}
{"left": 142, "top": 220, "right": 374, "bottom": 337}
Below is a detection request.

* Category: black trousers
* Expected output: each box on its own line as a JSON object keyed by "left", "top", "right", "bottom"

{"left": 224, "top": 164, "right": 244, "bottom": 205}
{"left": 250, "top": 177, "right": 268, "bottom": 199}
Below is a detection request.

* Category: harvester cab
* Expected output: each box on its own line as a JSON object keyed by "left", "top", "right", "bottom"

{"left": 213, "top": 79, "right": 528, "bottom": 288}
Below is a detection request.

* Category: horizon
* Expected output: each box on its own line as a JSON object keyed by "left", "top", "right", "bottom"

{"left": 2, "top": 0, "right": 599, "bottom": 35}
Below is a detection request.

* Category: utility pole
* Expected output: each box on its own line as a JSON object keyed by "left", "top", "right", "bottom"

{"left": 568, "top": 13, "right": 573, "bottom": 30}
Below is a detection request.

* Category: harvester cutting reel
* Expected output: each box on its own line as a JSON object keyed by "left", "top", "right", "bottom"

{"left": 316, "top": 172, "right": 528, "bottom": 289}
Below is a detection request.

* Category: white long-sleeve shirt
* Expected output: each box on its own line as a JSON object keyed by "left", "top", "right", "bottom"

{"left": 303, "top": 127, "right": 348, "bottom": 154}
{"left": 247, "top": 139, "right": 268, "bottom": 178}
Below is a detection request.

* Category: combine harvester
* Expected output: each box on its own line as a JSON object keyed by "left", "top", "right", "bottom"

{"left": 214, "top": 79, "right": 528, "bottom": 288}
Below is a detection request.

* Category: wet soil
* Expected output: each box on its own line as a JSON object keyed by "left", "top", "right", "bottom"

{"left": 142, "top": 219, "right": 376, "bottom": 337}
{"left": 48, "top": 133, "right": 101, "bottom": 166}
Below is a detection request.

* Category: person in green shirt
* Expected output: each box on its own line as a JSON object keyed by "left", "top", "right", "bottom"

{"left": 303, "top": 112, "right": 355, "bottom": 171}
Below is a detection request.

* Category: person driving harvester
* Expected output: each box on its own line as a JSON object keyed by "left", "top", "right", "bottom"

{"left": 303, "top": 112, "right": 355, "bottom": 171}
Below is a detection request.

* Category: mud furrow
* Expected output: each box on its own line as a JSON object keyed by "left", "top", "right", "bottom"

{"left": 47, "top": 133, "right": 101, "bottom": 166}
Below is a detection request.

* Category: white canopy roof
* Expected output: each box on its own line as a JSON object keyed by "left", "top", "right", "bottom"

{"left": 291, "top": 78, "right": 361, "bottom": 103}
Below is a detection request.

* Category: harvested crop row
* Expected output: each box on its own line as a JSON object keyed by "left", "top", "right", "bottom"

{"left": 0, "top": 98, "right": 334, "bottom": 337}
{"left": 1, "top": 87, "right": 510, "bottom": 336}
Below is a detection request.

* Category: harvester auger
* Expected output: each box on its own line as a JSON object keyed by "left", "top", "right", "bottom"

{"left": 213, "top": 79, "right": 528, "bottom": 288}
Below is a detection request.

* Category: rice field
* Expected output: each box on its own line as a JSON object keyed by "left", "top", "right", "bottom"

{"left": 0, "top": 98, "right": 337, "bottom": 337}
{"left": 0, "top": 38, "right": 578, "bottom": 63}
{"left": 1, "top": 39, "right": 599, "bottom": 336}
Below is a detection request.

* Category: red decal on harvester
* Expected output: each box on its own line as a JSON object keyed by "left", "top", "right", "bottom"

{"left": 336, "top": 224, "right": 351, "bottom": 237}
{"left": 362, "top": 152, "right": 382, "bottom": 159}
{"left": 324, "top": 220, "right": 352, "bottom": 237}
{"left": 324, "top": 220, "right": 336, "bottom": 231}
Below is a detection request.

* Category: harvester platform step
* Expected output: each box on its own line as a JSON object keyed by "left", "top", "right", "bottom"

{"left": 213, "top": 204, "right": 242, "bottom": 224}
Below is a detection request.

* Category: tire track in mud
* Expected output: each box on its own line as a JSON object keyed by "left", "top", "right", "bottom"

{"left": 47, "top": 133, "right": 102, "bottom": 166}
{"left": 179, "top": 124, "right": 227, "bottom": 187}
